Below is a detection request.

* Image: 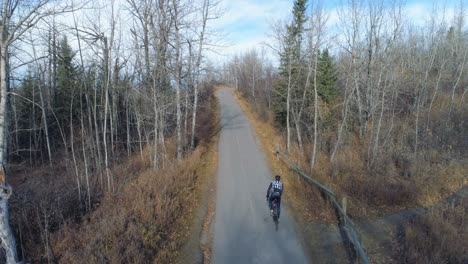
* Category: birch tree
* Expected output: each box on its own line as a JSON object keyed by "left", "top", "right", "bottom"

{"left": 190, "top": 0, "right": 212, "bottom": 150}
{"left": 0, "top": 1, "right": 76, "bottom": 262}
{"left": 308, "top": 1, "right": 327, "bottom": 171}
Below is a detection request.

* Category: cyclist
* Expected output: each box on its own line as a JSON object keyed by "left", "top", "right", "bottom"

{"left": 266, "top": 175, "right": 283, "bottom": 219}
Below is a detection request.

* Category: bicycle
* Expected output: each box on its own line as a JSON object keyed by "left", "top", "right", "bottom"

{"left": 271, "top": 197, "right": 279, "bottom": 230}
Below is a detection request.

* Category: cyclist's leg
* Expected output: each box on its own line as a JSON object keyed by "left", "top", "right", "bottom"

{"left": 278, "top": 196, "right": 281, "bottom": 219}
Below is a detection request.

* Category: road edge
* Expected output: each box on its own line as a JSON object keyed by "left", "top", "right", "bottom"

{"left": 175, "top": 87, "right": 220, "bottom": 264}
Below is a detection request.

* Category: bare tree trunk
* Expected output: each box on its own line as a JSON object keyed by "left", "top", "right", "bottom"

{"left": 415, "top": 42, "right": 438, "bottom": 155}
{"left": 152, "top": 77, "right": 159, "bottom": 170}
{"left": 293, "top": 115, "right": 303, "bottom": 151}
{"left": 126, "top": 88, "right": 131, "bottom": 157}
{"left": 191, "top": 82, "right": 199, "bottom": 149}
{"left": 450, "top": 47, "right": 467, "bottom": 114}
{"left": 185, "top": 44, "right": 192, "bottom": 152}
{"left": 310, "top": 49, "right": 319, "bottom": 172}
{"left": 0, "top": 43, "right": 18, "bottom": 264}
{"left": 427, "top": 59, "right": 447, "bottom": 127}
{"left": 136, "top": 106, "right": 144, "bottom": 159}
{"left": 371, "top": 79, "right": 387, "bottom": 166}
{"left": 31, "top": 34, "right": 52, "bottom": 165}
{"left": 184, "top": 88, "right": 189, "bottom": 151}
{"left": 32, "top": 71, "right": 38, "bottom": 162}
{"left": 172, "top": 0, "right": 182, "bottom": 160}
{"left": 286, "top": 59, "right": 292, "bottom": 153}
{"left": 367, "top": 66, "right": 385, "bottom": 167}
{"left": 354, "top": 60, "right": 364, "bottom": 138}
{"left": 70, "top": 90, "right": 82, "bottom": 204}
{"left": 153, "top": 108, "right": 159, "bottom": 170}
{"left": 52, "top": 21, "right": 57, "bottom": 104}
{"left": 252, "top": 64, "right": 256, "bottom": 102}
{"left": 80, "top": 96, "right": 91, "bottom": 210}
{"left": 11, "top": 95, "right": 18, "bottom": 161}
{"left": 309, "top": 2, "right": 325, "bottom": 171}
{"left": 38, "top": 69, "right": 52, "bottom": 165}
{"left": 159, "top": 108, "right": 167, "bottom": 168}
{"left": 102, "top": 36, "right": 113, "bottom": 192}
{"left": 191, "top": 0, "right": 210, "bottom": 150}
{"left": 235, "top": 65, "right": 238, "bottom": 91}
{"left": 92, "top": 74, "right": 103, "bottom": 188}
{"left": 331, "top": 76, "right": 353, "bottom": 162}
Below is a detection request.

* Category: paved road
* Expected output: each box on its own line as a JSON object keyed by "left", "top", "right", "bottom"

{"left": 211, "top": 89, "right": 309, "bottom": 264}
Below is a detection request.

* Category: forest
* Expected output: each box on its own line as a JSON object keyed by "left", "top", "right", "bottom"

{"left": 0, "top": 0, "right": 220, "bottom": 263}
{"left": 0, "top": 0, "right": 466, "bottom": 263}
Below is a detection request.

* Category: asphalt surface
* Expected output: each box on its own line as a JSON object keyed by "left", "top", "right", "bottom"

{"left": 211, "top": 89, "right": 309, "bottom": 264}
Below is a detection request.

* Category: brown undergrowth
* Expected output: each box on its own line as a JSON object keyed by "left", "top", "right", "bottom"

{"left": 393, "top": 196, "right": 467, "bottom": 264}
{"left": 233, "top": 88, "right": 468, "bottom": 263}
{"left": 234, "top": 90, "right": 467, "bottom": 218}
{"left": 10, "top": 88, "right": 219, "bottom": 263}
{"left": 52, "top": 93, "right": 219, "bottom": 264}
{"left": 52, "top": 144, "right": 216, "bottom": 264}
{"left": 331, "top": 126, "right": 467, "bottom": 218}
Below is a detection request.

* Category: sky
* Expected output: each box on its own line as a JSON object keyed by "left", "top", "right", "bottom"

{"left": 211, "top": 0, "right": 465, "bottom": 64}
{"left": 10, "top": 0, "right": 465, "bottom": 77}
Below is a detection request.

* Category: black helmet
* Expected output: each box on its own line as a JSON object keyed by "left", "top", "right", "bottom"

{"left": 275, "top": 175, "right": 281, "bottom": 181}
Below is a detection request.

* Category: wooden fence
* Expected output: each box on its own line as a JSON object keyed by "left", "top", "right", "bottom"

{"left": 275, "top": 146, "right": 369, "bottom": 264}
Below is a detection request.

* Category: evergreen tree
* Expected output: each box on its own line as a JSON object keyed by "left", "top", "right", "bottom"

{"left": 272, "top": 0, "right": 308, "bottom": 126}
{"left": 16, "top": 74, "right": 42, "bottom": 156}
{"left": 291, "top": 0, "right": 307, "bottom": 52}
{"left": 317, "top": 49, "right": 337, "bottom": 103}
{"left": 54, "top": 35, "right": 78, "bottom": 125}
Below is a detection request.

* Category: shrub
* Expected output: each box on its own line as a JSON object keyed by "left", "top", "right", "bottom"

{"left": 394, "top": 197, "right": 468, "bottom": 264}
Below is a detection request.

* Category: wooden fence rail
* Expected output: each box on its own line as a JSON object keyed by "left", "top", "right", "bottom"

{"left": 275, "top": 146, "right": 369, "bottom": 264}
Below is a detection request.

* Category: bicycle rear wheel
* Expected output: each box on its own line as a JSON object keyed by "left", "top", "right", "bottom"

{"left": 273, "top": 204, "right": 279, "bottom": 230}
{"left": 273, "top": 204, "right": 279, "bottom": 221}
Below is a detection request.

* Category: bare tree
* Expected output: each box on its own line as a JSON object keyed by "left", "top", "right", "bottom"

{"left": 0, "top": 1, "right": 77, "bottom": 262}
{"left": 308, "top": 1, "right": 327, "bottom": 172}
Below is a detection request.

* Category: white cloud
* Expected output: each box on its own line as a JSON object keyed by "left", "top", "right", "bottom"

{"left": 216, "top": 0, "right": 291, "bottom": 29}
{"left": 405, "top": 2, "right": 458, "bottom": 26}
{"left": 406, "top": 3, "right": 431, "bottom": 25}
{"left": 213, "top": 0, "right": 291, "bottom": 61}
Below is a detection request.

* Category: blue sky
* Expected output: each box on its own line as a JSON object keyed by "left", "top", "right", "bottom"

{"left": 211, "top": 0, "right": 465, "bottom": 62}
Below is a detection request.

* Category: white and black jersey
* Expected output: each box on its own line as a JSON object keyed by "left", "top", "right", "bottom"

{"left": 266, "top": 180, "right": 283, "bottom": 197}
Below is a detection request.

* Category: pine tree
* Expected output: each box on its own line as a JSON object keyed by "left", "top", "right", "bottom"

{"left": 291, "top": 0, "right": 307, "bottom": 50}
{"left": 272, "top": 0, "right": 308, "bottom": 126}
{"left": 54, "top": 36, "right": 78, "bottom": 125}
{"left": 16, "top": 73, "right": 42, "bottom": 158}
{"left": 317, "top": 49, "right": 337, "bottom": 103}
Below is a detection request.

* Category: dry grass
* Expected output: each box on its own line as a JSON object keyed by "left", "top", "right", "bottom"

{"left": 393, "top": 196, "right": 468, "bottom": 264}
{"left": 10, "top": 157, "right": 103, "bottom": 263}
{"left": 200, "top": 201, "right": 215, "bottom": 264}
{"left": 233, "top": 89, "right": 467, "bottom": 212}
{"left": 10, "top": 88, "right": 220, "bottom": 264}
{"left": 52, "top": 145, "right": 215, "bottom": 264}
{"left": 234, "top": 88, "right": 468, "bottom": 263}
{"left": 50, "top": 92, "right": 219, "bottom": 264}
